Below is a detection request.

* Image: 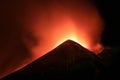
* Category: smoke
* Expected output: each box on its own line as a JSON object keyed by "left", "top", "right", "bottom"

{"left": 0, "top": 0, "right": 103, "bottom": 78}
{"left": 22, "top": 0, "right": 103, "bottom": 58}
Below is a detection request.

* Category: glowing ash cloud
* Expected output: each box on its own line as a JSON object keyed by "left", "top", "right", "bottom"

{"left": 0, "top": 0, "right": 104, "bottom": 78}
{"left": 22, "top": 0, "right": 103, "bottom": 59}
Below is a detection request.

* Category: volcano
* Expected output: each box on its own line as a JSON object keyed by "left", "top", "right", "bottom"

{"left": 2, "top": 40, "right": 105, "bottom": 80}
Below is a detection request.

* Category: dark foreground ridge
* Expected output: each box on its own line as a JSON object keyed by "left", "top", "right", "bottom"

{"left": 2, "top": 40, "right": 105, "bottom": 80}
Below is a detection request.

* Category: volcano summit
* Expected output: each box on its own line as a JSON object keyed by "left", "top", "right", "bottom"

{"left": 2, "top": 40, "right": 105, "bottom": 80}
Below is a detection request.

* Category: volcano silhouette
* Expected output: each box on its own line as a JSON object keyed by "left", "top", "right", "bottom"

{"left": 2, "top": 40, "right": 105, "bottom": 80}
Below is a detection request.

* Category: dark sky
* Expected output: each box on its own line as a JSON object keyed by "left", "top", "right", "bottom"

{"left": 0, "top": 0, "right": 120, "bottom": 78}
{"left": 96, "top": 0, "right": 120, "bottom": 47}
{"left": 0, "top": 0, "right": 119, "bottom": 48}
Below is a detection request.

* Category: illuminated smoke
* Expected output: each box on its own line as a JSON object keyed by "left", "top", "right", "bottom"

{"left": 0, "top": 0, "right": 104, "bottom": 78}
{"left": 22, "top": 0, "right": 103, "bottom": 58}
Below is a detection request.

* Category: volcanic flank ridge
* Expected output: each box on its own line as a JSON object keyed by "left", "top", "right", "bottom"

{"left": 2, "top": 40, "right": 104, "bottom": 80}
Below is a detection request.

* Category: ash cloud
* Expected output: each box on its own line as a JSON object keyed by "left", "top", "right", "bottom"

{"left": 0, "top": 0, "right": 103, "bottom": 78}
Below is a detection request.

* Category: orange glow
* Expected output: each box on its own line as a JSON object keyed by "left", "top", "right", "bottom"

{"left": 57, "top": 37, "right": 79, "bottom": 45}
{"left": 53, "top": 18, "right": 88, "bottom": 49}
{"left": 30, "top": 15, "right": 92, "bottom": 59}
{"left": 23, "top": 1, "right": 103, "bottom": 59}
{"left": 0, "top": 1, "right": 104, "bottom": 78}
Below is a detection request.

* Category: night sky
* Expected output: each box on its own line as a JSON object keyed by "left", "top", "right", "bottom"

{"left": 0, "top": 0, "right": 120, "bottom": 48}
{"left": 96, "top": 0, "right": 120, "bottom": 47}
{"left": 0, "top": 0, "right": 120, "bottom": 78}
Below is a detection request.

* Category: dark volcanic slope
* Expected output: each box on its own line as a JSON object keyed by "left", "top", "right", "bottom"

{"left": 2, "top": 40, "right": 105, "bottom": 80}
